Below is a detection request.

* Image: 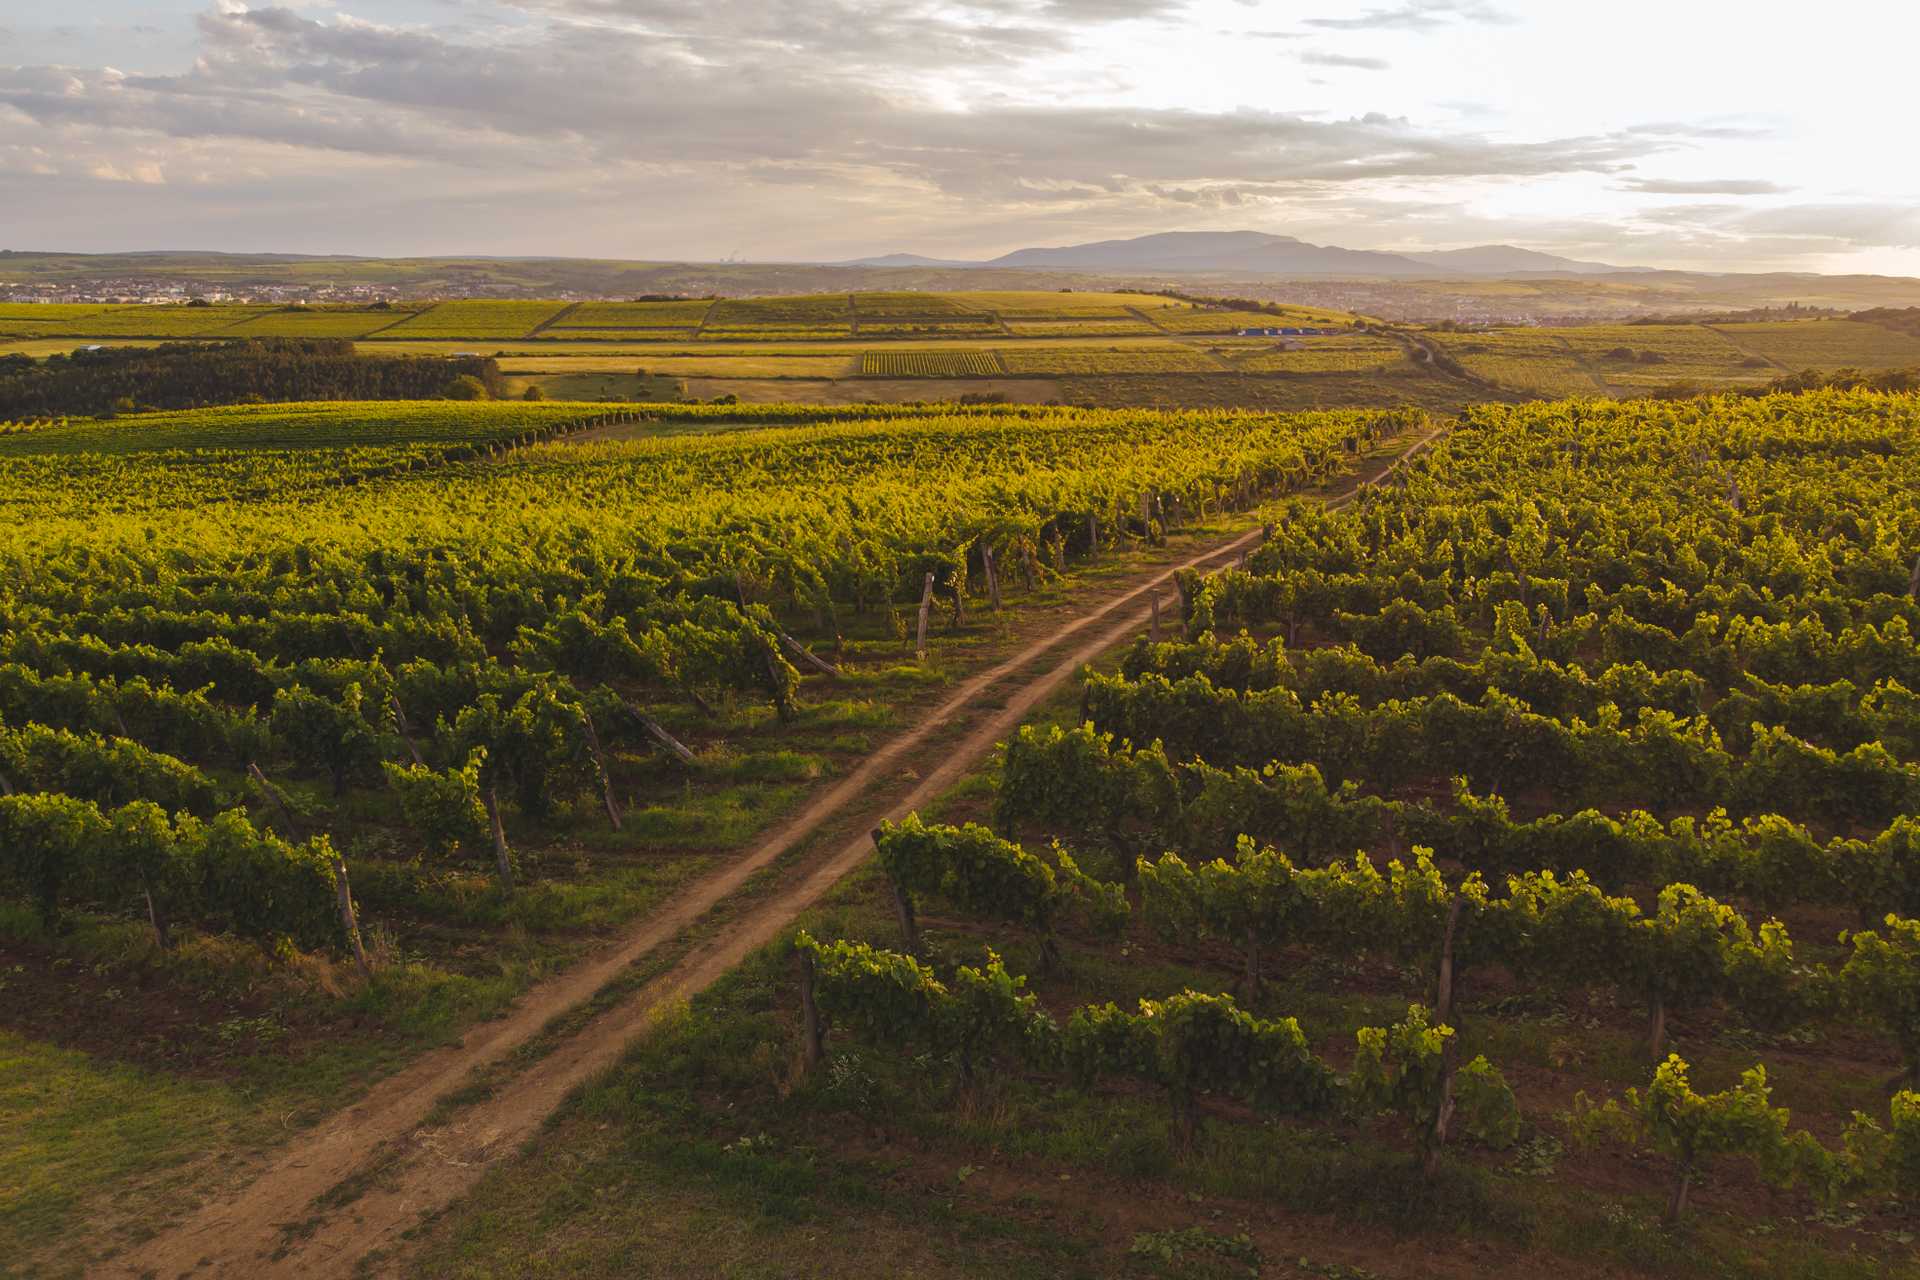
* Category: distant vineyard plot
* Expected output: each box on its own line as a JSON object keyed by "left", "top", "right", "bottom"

{"left": 1238, "top": 337, "right": 1404, "bottom": 374}
{"left": 1549, "top": 324, "right": 1766, "bottom": 388}
{"left": 217, "top": 307, "right": 419, "bottom": 339}
{"left": 1004, "top": 319, "right": 1160, "bottom": 337}
{"left": 1717, "top": 319, "right": 1920, "bottom": 369}
{"left": 860, "top": 350, "right": 1002, "bottom": 377}
{"left": 998, "top": 346, "right": 1219, "bottom": 374}
{"left": 551, "top": 300, "right": 714, "bottom": 329}
{"left": 383, "top": 301, "right": 573, "bottom": 339}
{"left": 1429, "top": 330, "right": 1604, "bottom": 397}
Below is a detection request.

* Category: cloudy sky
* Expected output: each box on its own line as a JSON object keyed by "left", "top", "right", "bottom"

{"left": 3, "top": 0, "right": 1916, "bottom": 273}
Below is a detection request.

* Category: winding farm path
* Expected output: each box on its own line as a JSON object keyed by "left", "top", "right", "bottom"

{"left": 108, "top": 423, "right": 1448, "bottom": 1280}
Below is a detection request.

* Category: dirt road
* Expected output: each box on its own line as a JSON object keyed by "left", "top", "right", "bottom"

{"left": 109, "top": 425, "right": 1445, "bottom": 1279}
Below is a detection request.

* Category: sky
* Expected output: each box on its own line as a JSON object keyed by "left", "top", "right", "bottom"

{"left": 2, "top": 0, "right": 1917, "bottom": 274}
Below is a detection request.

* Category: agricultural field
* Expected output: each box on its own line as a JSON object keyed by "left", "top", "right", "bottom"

{"left": 0, "top": 396, "right": 1403, "bottom": 1274}
{"left": 501, "top": 370, "right": 686, "bottom": 402}
{"left": 999, "top": 346, "right": 1221, "bottom": 374}
{"left": 550, "top": 300, "right": 715, "bottom": 329}
{"left": 1237, "top": 336, "right": 1406, "bottom": 374}
{"left": 1717, "top": 319, "right": 1920, "bottom": 370}
{"left": 0, "top": 304, "right": 127, "bottom": 335}
{"left": 1430, "top": 329, "right": 1607, "bottom": 397}
{"left": 0, "top": 401, "right": 603, "bottom": 514}
{"left": 379, "top": 300, "right": 573, "bottom": 339}
{"left": 700, "top": 325, "right": 856, "bottom": 341}
{"left": 707, "top": 296, "right": 853, "bottom": 326}
{"left": 1004, "top": 319, "right": 1162, "bottom": 337}
{"left": 1057, "top": 366, "right": 1487, "bottom": 414}
{"left": 35, "top": 304, "right": 270, "bottom": 337}
{"left": 855, "top": 320, "right": 1004, "bottom": 336}
{"left": 677, "top": 376, "right": 1065, "bottom": 405}
{"left": 215, "top": 306, "right": 420, "bottom": 339}
{"left": 1549, "top": 324, "right": 1768, "bottom": 389}
{"left": 860, "top": 350, "right": 1002, "bottom": 377}
{"left": 947, "top": 290, "right": 1180, "bottom": 317}
{"left": 502, "top": 353, "right": 859, "bottom": 379}
{"left": 1145, "top": 307, "right": 1265, "bottom": 333}
{"left": 849, "top": 292, "right": 979, "bottom": 317}
{"left": 397, "top": 388, "right": 1920, "bottom": 1280}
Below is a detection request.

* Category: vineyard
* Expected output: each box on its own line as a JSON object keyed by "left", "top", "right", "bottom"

{"left": 999, "top": 347, "right": 1221, "bottom": 375}
{"left": 214, "top": 306, "right": 421, "bottom": 339}
{"left": 0, "top": 394, "right": 1430, "bottom": 1268}
{"left": 379, "top": 300, "right": 573, "bottom": 339}
{"left": 1004, "top": 318, "right": 1161, "bottom": 337}
{"left": 551, "top": 300, "right": 716, "bottom": 329}
{"left": 860, "top": 350, "right": 1002, "bottom": 377}
{"left": 1428, "top": 329, "right": 1606, "bottom": 396}
{"left": 1237, "top": 338, "right": 1406, "bottom": 374}
{"left": 1718, "top": 320, "right": 1920, "bottom": 370}
{"left": 537, "top": 387, "right": 1920, "bottom": 1279}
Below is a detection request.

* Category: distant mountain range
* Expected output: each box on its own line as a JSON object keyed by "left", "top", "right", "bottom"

{"left": 839, "top": 230, "right": 1624, "bottom": 278}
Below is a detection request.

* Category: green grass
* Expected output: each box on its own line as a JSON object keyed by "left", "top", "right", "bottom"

{"left": 0, "top": 1032, "right": 267, "bottom": 1256}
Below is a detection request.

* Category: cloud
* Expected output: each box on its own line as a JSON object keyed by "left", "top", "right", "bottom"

{"left": 1736, "top": 204, "right": 1920, "bottom": 250}
{"left": 0, "top": 1, "right": 1900, "bottom": 274}
{"left": 1303, "top": 1, "right": 1514, "bottom": 32}
{"left": 1299, "top": 50, "right": 1391, "bottom": 70}
{"left": 1625, "top": 121, "right": 1773, "bottom": 141}
{"left": 1620, "top": 178, "right": 1793, "bottom": 195}
{"left": 0, "top": 6, "right": 1672, "bottom": 204}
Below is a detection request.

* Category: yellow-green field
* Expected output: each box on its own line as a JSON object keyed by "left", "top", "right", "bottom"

{"left": 550, "top": 299, "right": 714, "bottom": 329}
{"left": 503, "top": 353, "right": 862, "bottom": 378}
{"left": 1429, "top": 329, "right": 1606, "bottom": 396}
{"left": 859, "top": 350, "right": 1003, "bottom": 377}
{"left": 215, "top": 306, "right": 422, "bottom": 339}
{"left": 999, "top": 346, "right": 1221, "bottom": 374}
{"left": 1236, "top": 336, "right": 1405, "bottom": 374}
{"left": 378, "top": 300, "right": 573, "bottom": 339}
{"left": 1716, "top": 319, "right": 1920, "bottom": 368}
{"left": 6, "top": 293, "right": 1918, "bottom": 414}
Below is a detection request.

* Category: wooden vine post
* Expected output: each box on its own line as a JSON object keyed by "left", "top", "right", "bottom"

{"left": 246, "top": 762, "right": 372, "bottom": 981}
{"left": 1425, "top": 895, "right": 1465, "bottom": 1176}
{"left": 779, "top": 629, "right": 840, "bottom": 677}
{"left": 875, "top": 827, "right": 921, "bottom": 953}
{"left": 915, "top": 572, "right": 934, "bottom": 660}
{"left": 1149, "top": 592, "right": 1161, "bottom": 642}
{"left": 618, "top": 696, "right": 699, "bottom": 767}
{"left": 578, "top": 710, "right": 623, "bottom": 831}
{"left": 389, "top": 696, "right": 426, "bottom": 767}
{"left": 982, "top": 545, "right": 1002, "bottom": 611}
{"left": 796, "top": 948, "right": 825, "bottom": 1073}
{"left": 482, "top": 783, "right": 515, "bottom": 893}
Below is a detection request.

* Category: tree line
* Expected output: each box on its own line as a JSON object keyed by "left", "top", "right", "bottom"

{"left": 0, "top": 339, "right": 504, "bottom": 419}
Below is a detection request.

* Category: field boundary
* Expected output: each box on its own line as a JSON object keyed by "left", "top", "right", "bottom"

{"left": 526, "top": 301, "right": 582, "bottom": 338}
